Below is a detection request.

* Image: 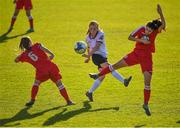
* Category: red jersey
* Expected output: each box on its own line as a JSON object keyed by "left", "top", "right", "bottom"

{"left": 18, "top": 43, "right": 53, "bottom": 71}
{"left": 130, "top": 26, "right": 159, "bottom": 53}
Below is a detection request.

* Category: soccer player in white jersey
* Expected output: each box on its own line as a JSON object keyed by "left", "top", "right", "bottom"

{"left": 82, "top": 20, "right": 132, "bottom": 102}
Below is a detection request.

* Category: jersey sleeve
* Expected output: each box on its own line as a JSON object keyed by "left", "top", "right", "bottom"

{"left": 85, "top": 35, "right": 90, "bottom": 47}
{"left": 33, "top": 43, "right": 41, "bottom": 48}
{"left": 97, "top": 32, "right": 104, "bottom": 44}
{"left": 85, "top": 35, "right": 89, "bottom": 43}
{"left": 18, "top": 52, "right": 27, "bottom": 62}
{"left": 130, "top": 26, "right": 144, "bottom": 37}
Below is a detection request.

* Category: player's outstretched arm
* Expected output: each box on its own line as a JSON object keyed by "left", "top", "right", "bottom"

{"left": 40, "top": 44, "right": 54, "bottom": 60}
{"left": 82, "top": 41, "right": 101, "bottom": 59}
{"left": 157, "top": 4, "right": 166, "bottom": 32}
{"left": 82, "top": 46, "right": 91, "bottom": 63}
{"left": 128, "top": 35, "right": 151, "bottom": 44}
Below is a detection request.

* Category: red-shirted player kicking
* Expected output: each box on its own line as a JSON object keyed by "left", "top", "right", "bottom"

{"left": 8, "top": 0, "right": 34, "bottom": 32}
{"left": 89, "top": 4, "right": 166, "bottom": 116}
{"left": 15, "top": 36, "right": 74, "bottom": 106}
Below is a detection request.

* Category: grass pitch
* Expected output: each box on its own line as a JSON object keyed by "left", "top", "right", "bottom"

{"left": 0, "top": 0, "right": 180, "bottom": 127}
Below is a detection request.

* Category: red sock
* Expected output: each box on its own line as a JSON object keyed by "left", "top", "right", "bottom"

{"left": 99, "top": 66, "right": 111, "bottom": 76}
{"left": 59, "top": 88, "right": 70, "bottom": 102}
{"left": 29, "top": 19, "right": 34, "bottom": 29}
{"left": 10, "top": 17, "right": 16, "bottom": 28}
{"left": 144, "top": 89, "right": 151, "bottom": 104}
{"left": 31, "top": 86, "right": 39, "bottom": 101}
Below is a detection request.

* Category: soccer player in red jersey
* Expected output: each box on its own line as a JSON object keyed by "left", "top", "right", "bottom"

{"left": 8, "top": 0, "right": 34, "bottom": 32}
{"left": 89, "top": 4, "right": 166, "bottom": 116}
{"left": 15, "top": 36, "right": 74, "bottom": 106}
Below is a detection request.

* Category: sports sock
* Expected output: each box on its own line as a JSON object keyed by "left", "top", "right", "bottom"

{"left": 111, "top": 70, "right": 124, "bottom": 83}
{"left": 31, "top": 85, "right": 39, "bottom": 101}
{"left": 89, "top": 79, "right": 102, "bottom": 93}
{"left": 58, "top": 84, "right": 70, "bottom": 102}
{"left": 10, "top": 16, "right": 16, "bottom": 28}
{"left": 144, "top": 85, "right": 151, "bottom": 104}
{"left": 28, "top": 16, "right": 34, "bottom": 29}
{"left": 99, "top": 65, "right": 113, "bottom": 76}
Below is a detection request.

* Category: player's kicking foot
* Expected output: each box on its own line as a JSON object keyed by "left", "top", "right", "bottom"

{"left": 67, "top": 100, "right": 75, "bottom": 106}
{"left": 124, "top": 76, "right": 132, "bottom": 87}
{"left": 25, "top": 100, "right": 35, "bottom": 107}
{"left": 89, "top": 73, "right": 99, "bottom": 80}
{"left": 143, "top": 104, "right": 151, "bottom": 116}
{"left": 86, "top": 91, "right": 93, "bottom": 102}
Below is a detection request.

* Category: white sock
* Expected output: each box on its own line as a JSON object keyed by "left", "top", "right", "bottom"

{"left": 111, "top": 70, "right": 124, "bottom": 83}
{"left": 89, "top": 79, "right": 102, "bottom": 93}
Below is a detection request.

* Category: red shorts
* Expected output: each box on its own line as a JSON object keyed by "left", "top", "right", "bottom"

{"left": 16, "top": 0, "right": 33, "bottom": 10}
{"left": 35, "top": 63, "right": 62, "bottom": 83}
{"left": 124, "top": 50, "right": 153, "bottom": 73}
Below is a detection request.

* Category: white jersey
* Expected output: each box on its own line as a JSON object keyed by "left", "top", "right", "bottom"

{"left": 86, "top": 31, "right": 108, "bottom": 58}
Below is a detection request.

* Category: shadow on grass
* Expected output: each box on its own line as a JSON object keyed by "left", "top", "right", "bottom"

{"left": 0, "top": 30, "right": 32, "bottom": 43}
{"left": 43, "top": 101, "right": 119, "bottom": 126}
{"left": 0, "top": 105, "right": 64, "bottom": 126}
{"left": 177, "top": 120, "right": 180, "bottom": 124}
{"left": 134, "top": 124, "right": 146, "bottom": 128}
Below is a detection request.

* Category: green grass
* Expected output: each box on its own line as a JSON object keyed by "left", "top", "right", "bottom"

{"left": 0, "top": 0, "right": 180, "bottom": 127}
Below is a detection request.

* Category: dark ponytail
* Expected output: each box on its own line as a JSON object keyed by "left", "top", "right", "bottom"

{"left": 146, "top": 22, "right": 156, "bottom": 30}
{"left": 146, "top": 19, "right": 162, "bottom": 31}
{"left": 152, "top": 19, "right": 162, "bottom": 30}
{"left": 19, "top": 36, "right": 32, "bottom": 51}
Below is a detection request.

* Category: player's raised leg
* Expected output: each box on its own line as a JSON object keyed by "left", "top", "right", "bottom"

{"left": 110, "top": 66, "right": 132, "bottom": 87}
{"left": 89, "top": 59, "right": 132, "bottom": 86}
{"left": 25, "top": 79, "right": 40, "bottom": 106}
{"left": 90, "top": 59, "right": 128, "bottom": 79}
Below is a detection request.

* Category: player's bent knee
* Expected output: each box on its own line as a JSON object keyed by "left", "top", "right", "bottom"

{"left": 28, "top": 16, "right": 33, "bottom": 20}
{"left": 144, "top": 85, "right": 151, "bottom": 90}
{"left": 56, "top": 79, "right": 62, "bottom": 85}
{"left": 33, "top": 80, "right": 41, "bottom": 86}
{"left": 57, "top": 84, "right": 64, "bottom": 90}
{"left": 56, "top": 80, "right": 65, "bottom": 90}
{"left": 33, "top": 82, "right": 40, "bottom": 86}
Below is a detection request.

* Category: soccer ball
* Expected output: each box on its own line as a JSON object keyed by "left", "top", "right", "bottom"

{"left": 74, "top": 41, "right": 87, "bottom": 54}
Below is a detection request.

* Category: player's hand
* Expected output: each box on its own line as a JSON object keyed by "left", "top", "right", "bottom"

{"left": 157, "top": 4, "right": 162, "bottom": 14}
{"left": 82, "top": 54, "right": 89, "bottom": 58}
{"left": 84, "top": 58, "right": 90, "bottom": 63}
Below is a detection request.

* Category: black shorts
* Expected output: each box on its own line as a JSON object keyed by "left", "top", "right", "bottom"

{"left": 92, "top": 54, "right": 107, "bottom": 69}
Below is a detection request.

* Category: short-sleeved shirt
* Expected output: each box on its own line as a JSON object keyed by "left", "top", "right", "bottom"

{"left": 18, "top": 43, "right": 61, "bottom": 82}
{"left": 124, "top": 26, "right": 160, "bottom": 73}
{"left": 18, "top": 43, "right": 53, "bottom": 70}
{"left": 86, "top": 31, "right": 108, "bottom": 58}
